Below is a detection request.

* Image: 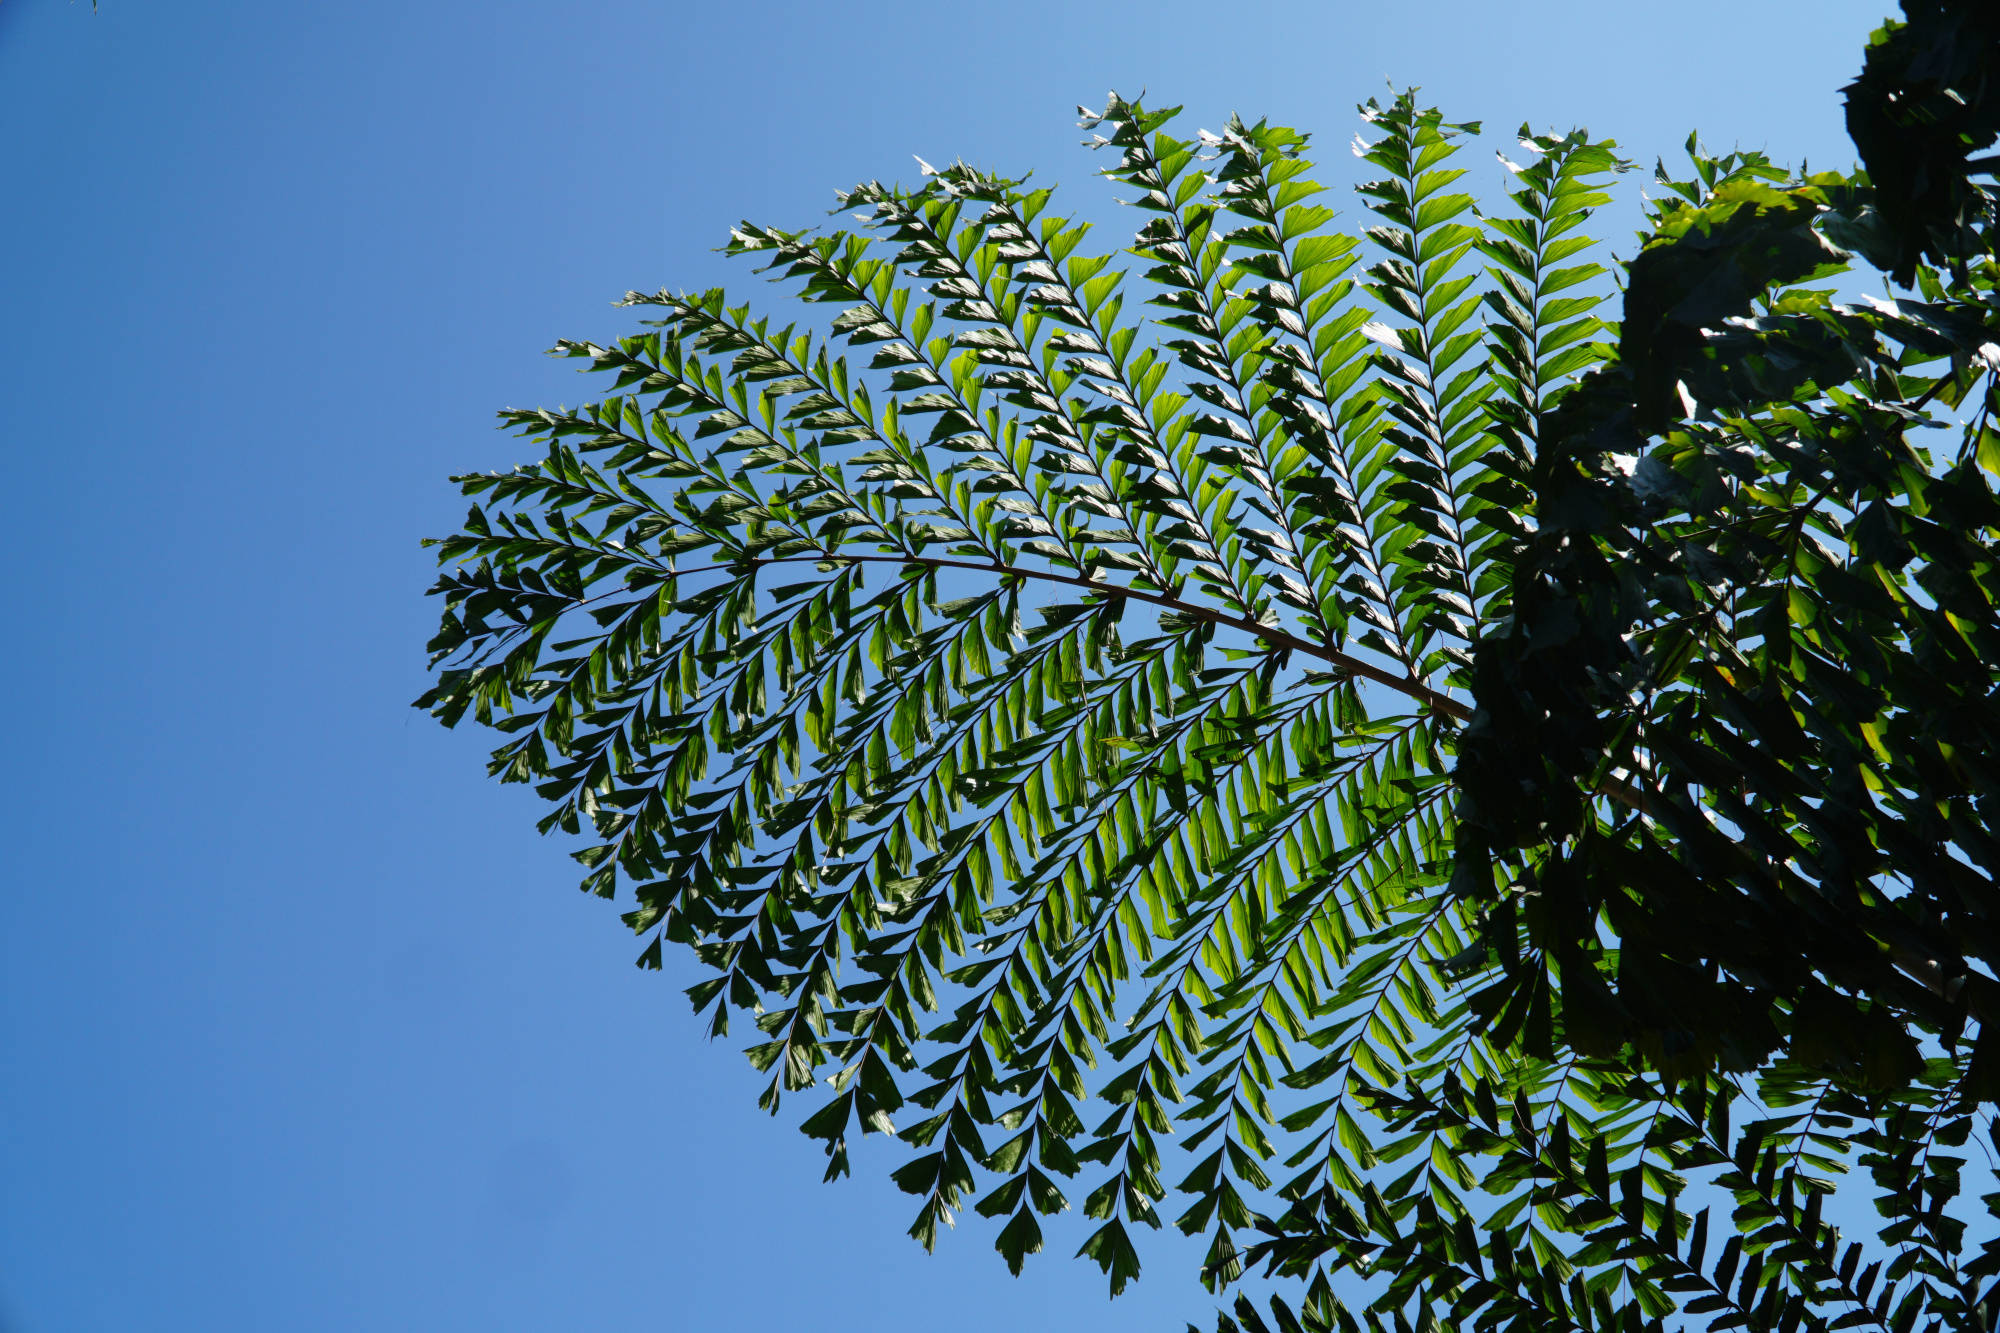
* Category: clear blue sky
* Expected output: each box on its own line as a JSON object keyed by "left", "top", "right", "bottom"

{"left": 0, "top": 2, "right": 1896, "bottom": 1329}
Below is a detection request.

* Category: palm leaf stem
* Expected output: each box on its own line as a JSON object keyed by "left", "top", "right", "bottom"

{"left": 661, "top": 552, "right": 1467, "bottom": 719}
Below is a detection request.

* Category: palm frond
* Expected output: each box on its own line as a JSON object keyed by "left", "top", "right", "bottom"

{"left": 419, "top": 89, "right": 1626, "bottom": 1298}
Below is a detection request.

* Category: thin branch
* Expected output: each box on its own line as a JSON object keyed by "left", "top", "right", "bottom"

{"left": 667, "top": 550, "right": 1474, "bottom": 721}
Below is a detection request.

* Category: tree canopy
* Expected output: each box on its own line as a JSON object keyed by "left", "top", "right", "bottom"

{"left": 420, "top": 4, "right": 2000, "bottom": 1328}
